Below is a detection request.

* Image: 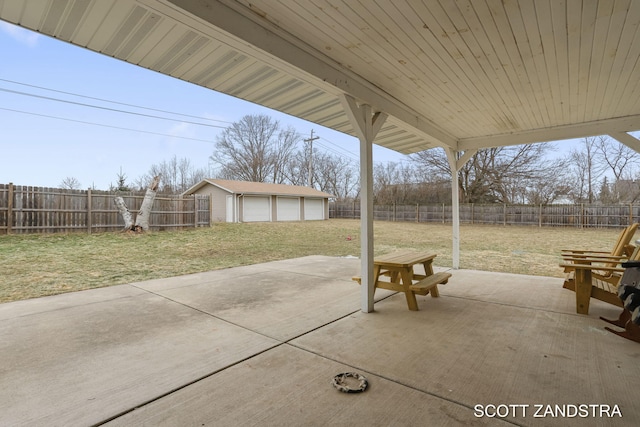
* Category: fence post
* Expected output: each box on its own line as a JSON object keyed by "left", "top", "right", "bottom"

{"left": 538, "top": 204, "right": 542, "bottom": 227}
{"left": 193, "top": 196, "right": 198, "bottom": 228}
{"left": 503, "top": 203, "right": 506, "bottom": 226}
{"left": 416, "top": 203, "right": 419, "bottom": 223}
{"left": 7, "top": 182, "right": 13, "bottom": 234}
{"left": 580, "top": 203, "right": 584, "bottom": 229}
{"left": 442, "top": 203, "right": 445, "bottom": 223}
{"left": 87, "top": 188, "right": 92, "bottom": 234}
{"left": 209, "top": 195, "right": 214, "bottom": 226}
{"left": 630, "top": 203, "right": 633, "bottom": 225}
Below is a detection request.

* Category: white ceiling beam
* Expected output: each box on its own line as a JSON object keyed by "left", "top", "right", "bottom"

{"left": 159, "top": 0, "right": 457, "bottom": 149}
{"left": 458, "top": 115, "right": 640, "bottom": 150}
{"left": 456, "top": 149, "right": 477, "bottom": 172}
{"left": 609, "top": 132, "right": 640, "bottom": 153}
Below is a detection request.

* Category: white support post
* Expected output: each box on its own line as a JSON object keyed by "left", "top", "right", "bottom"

{"left": 445, "top": 148, "right": 460, "bottom": 269}
{"left": 341, "top": 94, "right": 387, "bottom": 313}
{"left": 445, "top": 148, "right": 476, "bottom": 270}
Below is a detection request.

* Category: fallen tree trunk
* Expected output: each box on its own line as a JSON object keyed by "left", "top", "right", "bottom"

{"left": 114, "top": 175, "right": 161, "bottom": 232}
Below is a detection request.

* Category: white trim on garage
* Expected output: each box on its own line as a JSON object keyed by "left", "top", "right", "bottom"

{"left": 304, "top": 198, "right": 324, "bottom": 220}
{"left": 276, "top": 196, "right": 300, "bottom": 221}
{"left": 226, "top": 195, "right": 234, "bottom": 222}
{"left": 242, "top": 196, "right": 271, "bottom": 222}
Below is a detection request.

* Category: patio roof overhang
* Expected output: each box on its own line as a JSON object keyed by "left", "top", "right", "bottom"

{"left": 3, "top": 0, "right": 640, "bottom": 153}
{"left": 3, "top": 0, "right": 640, "bottom": 311}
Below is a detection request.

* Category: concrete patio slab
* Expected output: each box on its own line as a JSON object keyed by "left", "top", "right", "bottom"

{"left": 439, "top": 269, "right": 622, "bottom": 320}
{"left": 1, "top": 255, "right": 638, "bottom": 426}
{"left": 293, "top": 286, "right": 640, "bottom": 426}
{"left": 105, "top": 344, "right": 511, "bottom": 427}
{"left": 0, "top": 290, "right": 279, "bottom": 426}
{"left": 0, "top": 284, "right": 148, "bottom": 321}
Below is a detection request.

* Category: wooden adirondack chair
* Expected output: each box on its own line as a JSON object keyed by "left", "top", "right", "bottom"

{"left": 561, "top": 223, "right": 638, "bottom": 260}
{"left": 560, "top": 245, "right": 640, "bottom": 315}
{"left": 561, "top": 223, "right": 638, "bottom": 287}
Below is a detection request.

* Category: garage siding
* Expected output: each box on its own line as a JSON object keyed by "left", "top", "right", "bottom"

{"left": 184, "top": 180, "right": 332, "bottom": 223}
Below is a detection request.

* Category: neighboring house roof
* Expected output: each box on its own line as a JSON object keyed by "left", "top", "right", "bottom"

{"left": 183, "top": 179, "right": 334, "bottom": 198}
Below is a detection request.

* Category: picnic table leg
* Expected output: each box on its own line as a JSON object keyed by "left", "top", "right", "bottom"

{"left": 400, "top": 268, "right": 419, "bottom": 311}
{"left": 421, "top": 261, "right": 439, "bottom": 297}
{"left": 373, "top": 265, "right": 381, "bottom": 288}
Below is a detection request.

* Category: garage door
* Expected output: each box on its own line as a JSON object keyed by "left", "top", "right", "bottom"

{"left": 243, "top": 196, "right": 271, "bottom": 222}
{"left": 277, "top": 197, "right": 300, "bottom": 221}
{"left": 304, "top": 198, "right": 324, "bottom": 220}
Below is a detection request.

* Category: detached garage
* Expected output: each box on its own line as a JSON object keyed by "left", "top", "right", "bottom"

{"left": 183, "top": 179, "right": 333, "bottom": 223}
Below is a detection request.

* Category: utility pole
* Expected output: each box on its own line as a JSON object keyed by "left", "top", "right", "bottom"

{"left": 305, "top": 129, "right": 319, "bottom": 187}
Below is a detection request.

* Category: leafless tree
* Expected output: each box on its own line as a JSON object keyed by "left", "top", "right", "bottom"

{"left": 59, "top": 176, "right": 81, "bottom": 190}
{"left": 374, "top": 162, "right": 414, "bottom": 204}
{"left": 135, "top": 155, "right": 211, "bottom": 194}
{"left": 312, "top": 150, "right": 359, "bottom": 200}
{"left": 211, "top": 114, "right": 300, "bottom": 183}
{"left": 597, "top": 135, "right": 639, "bottom": 181}
{"left": 410, "top": 144, "right": 563, "bottom": 204}
{"left": 568, "top": 136, "right": 606, "bottom": 203}
{"left": 595, "top": 135, "right": 640, "bottom": 202}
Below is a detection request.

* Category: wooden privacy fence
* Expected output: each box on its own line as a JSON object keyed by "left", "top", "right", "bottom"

{"left": 0, "top": 183, "right": 211, "bottom": 234}
{"left": 330, "top": 201, "right": 640, "bottom": 228}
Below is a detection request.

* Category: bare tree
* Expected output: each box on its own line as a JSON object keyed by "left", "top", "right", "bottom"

{"left": 410, "top": 144, "right": 562, "bottom": 204}
{"left": 596, "top": 135, "right": 640, "bottom": 202}
{"left": 313, "top": 150, "right": 359, "bottom": 200}
{"left": 135, "top": 156, "right": 211, "bottom": 194}
{"left": 374, "top": 162, "right": 414, "bottom": 204}
{"left": 59, "top": 176, "right": 81, "bottom": 190}
{"left": 568, "top": 137, "right": 606, "bottom": 203}
{"left": 597, "top": 135, "right": 639, "bottom": 181}
{"left": 211, "top": 114, "right": 300, "bottom": 183}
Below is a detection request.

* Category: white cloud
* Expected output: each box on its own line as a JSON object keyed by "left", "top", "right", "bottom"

{"left": 0, "top": 21, "right": 40, "bottom": 47}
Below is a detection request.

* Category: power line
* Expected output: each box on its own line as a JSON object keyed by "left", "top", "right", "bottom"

{"left": 1, "top": 79, "right": 412, "bottom": 165}
{"left": 0, "top": 107, "right": 216, "bottom": 143}
{"left": 0, "top": 77, "right": 234, "bottom": 124}
{"left": 0, "top": 87, "right": 229, "bottom": 129}
{"left": 318, "top": 136, "right": 359, "bottom": 160}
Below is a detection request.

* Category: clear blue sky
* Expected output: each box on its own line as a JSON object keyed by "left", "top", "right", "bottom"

{"left": 0, "top": 21, "right": 407, "bottom": 190}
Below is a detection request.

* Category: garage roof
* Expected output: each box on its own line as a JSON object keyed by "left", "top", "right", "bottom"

{"left": 185, "top": 179, "right": 334, "bottom": 198}
{"left": 3, "top": 0, "right": 640, "bottom": 154}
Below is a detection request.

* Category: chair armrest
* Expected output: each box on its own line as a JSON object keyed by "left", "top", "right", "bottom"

{"left": 561, "top": 254, "right": 627, "bottom": 262}
{"left": 559, "top": 262, "right": 625, "bottom": 273}
{"left": 560, "top": 252, "right": 624, "bottom": 258}
{"left": 561, "top": 249, "right": 610, "bottom": 254}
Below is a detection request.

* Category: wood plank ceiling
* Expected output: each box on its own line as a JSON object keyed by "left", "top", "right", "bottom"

{"left": 2, "top": 0, "right": 640, "bottom": 154}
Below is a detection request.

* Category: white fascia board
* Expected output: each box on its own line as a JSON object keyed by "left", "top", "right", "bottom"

{"left": 609, "top": 131, "right": 640, "bottom": 152}
{"left": 458, "top": 115, "right": 640, "bottom": 151}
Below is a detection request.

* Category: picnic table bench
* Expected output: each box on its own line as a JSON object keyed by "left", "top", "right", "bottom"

{"left": 353, "top": 250, "right": 452, "bottom": 311}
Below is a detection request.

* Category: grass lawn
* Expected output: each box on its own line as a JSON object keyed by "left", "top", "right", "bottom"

{"left": 0, "top": 219, "right": 624, "bottom": 303}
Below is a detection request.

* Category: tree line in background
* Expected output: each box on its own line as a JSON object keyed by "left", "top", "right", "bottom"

{"left": 60, "top": 114, "right": 640, "bottom": 205}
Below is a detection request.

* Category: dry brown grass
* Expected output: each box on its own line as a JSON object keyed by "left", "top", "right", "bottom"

{"left": 0, "top": 219, "right": 624, "bottom": 303}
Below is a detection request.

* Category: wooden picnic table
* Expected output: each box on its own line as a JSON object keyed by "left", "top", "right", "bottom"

{"left": 355, "top": 250, "right": 451, "bottom": 311}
